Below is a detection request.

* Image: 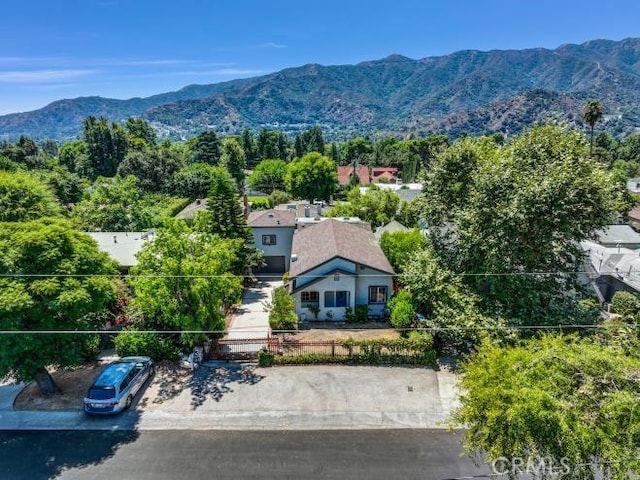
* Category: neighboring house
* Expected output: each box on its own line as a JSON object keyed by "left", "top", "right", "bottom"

{"left": 374, "top": 220, "right": 409, "bottom": 240}
{"left": 627, "top": 177, "right": 640, "bottom": 194}
{"left": 297, "top": 216, "right": 371, "bottom": 231}
{"left": 85, "top": 231, "right": 155, "bottom": 271}
{"left": 594, "top": 225, "right": 640, "bottom": 250}
{"left": 372, "top": 167, "right": 399, "bottom": 184}
{"left": 174, "top": 198, "right": 208, "bottom": 220}
{"left": 582, "top": 240, "right": 640, "bottom": 303}
{"left": 629, "top": 205, "right": 640, "bottom": 231}
{"left": 274, "top": 201, "right": 324, "bottom": 219}
{"left": 289, "top": 219, "right": 395, "bottom": 321}
{"left": 248, "top": 209, "right": 296, "bottom": 274}
{"left": 337, "top": 165, "right": 371, "bottom": 186}
{"left": 359, "top": 183, "right": 424, "bottom": 202}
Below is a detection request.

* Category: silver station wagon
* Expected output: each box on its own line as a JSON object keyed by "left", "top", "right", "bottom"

{"left": 83, "top": 356, "right": 154, "bottom": 415}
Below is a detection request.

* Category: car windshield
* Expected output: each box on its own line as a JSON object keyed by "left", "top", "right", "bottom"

{"left": 87, "top": 387, "right": 116, "bottom": 400}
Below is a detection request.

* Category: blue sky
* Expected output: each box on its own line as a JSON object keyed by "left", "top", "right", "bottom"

{"left": 1, "top": 0, "right": 640, "bottom": 114}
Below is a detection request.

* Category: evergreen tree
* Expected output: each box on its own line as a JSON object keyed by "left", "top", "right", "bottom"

{"left": 221, "top": 137, "right": 246, "bottom": 191}
{"left": 190, "top": 131, "right": 221, "bottom": 165}
{"left": 82, "top": 116, "right": 128, "bottom": 178}
{"left": 241, "top": 129, "right": 257, "bottom": 168}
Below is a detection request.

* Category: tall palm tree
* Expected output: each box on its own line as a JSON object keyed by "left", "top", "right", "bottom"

{"left": 583, "top": 100, "right": 603, "bottom": 156}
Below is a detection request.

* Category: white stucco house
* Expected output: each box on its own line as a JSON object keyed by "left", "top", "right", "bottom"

{"left": 288, "top": 219, "right": 395, "bottom": 321}
{"left": 248, "top": 209, "right": 297, "bottom": 274}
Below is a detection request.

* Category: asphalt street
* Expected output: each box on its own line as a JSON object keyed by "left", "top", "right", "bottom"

{"left": 0, "top": 429, "right": 491, "bottom": 480}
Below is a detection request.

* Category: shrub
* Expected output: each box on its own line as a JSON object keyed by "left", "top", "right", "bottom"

{"left": 113, "top": 329, "right": 180, "bottom": 361}
{"left": 266, "top": 286, "right": 298, "bottom": 330}
{"left": 611, "top": 291, "right": 640, "bottom": 319}
{"left": 258, "top": 349, "right": 274, "bottom": 367}
{"left": 388, "top": 290, "right": 415, "bottom": 331}
{"left": 354, "top": 304, "right": 369, "bottom": 322}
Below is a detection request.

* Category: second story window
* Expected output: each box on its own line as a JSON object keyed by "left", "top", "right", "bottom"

{"left": 262, "top": 234, "right": 277, "bottom": 245}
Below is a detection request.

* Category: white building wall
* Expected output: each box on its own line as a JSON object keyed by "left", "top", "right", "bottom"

{"left": 250, "top": 226, "right": 295, "bottom": 270}
{"left": 294, "top": 274, "right": 356, "bottom": 321}
{"left": 355, "top": 267, "right": 394, "bottom": 317}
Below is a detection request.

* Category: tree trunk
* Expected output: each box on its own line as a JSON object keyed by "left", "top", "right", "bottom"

{"left": 34, "top": 368, "right": 59, "bottom": 396}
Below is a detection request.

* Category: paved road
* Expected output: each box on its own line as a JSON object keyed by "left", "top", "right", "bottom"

{"left": 0, "top": 429, "right": 491, "bottom": 480}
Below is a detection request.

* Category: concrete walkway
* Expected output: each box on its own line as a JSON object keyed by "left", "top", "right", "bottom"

{"left": 225, "top": 280, "right": 281, "bottom": 351}
{"left": 0, "top": 364, "right": 461, "bottom": 431}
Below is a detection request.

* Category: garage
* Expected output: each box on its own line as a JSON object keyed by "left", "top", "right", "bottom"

{"left": 259, "top": 255, "right": 286, "bottom": 274}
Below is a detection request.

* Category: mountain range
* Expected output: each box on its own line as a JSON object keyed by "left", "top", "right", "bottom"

{"left": 2, "top": 37, "right": 640, "bottom": 141}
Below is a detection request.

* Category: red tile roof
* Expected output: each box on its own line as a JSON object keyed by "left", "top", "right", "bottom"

{"left": 337, "top": 166, "right": 370, "bottom": 186}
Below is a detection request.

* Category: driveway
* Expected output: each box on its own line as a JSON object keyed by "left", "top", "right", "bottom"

{"left": 224, "top": 280, "right": 281, "bottom": 350}
{"left": 135, "top": 364, "right": 461, "bottom": 430}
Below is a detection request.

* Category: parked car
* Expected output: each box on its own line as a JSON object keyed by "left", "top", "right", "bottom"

{"left": 83, "top": 356, "right": 154, "bottom": 415}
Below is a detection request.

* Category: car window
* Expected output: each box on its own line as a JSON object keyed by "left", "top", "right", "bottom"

{"left": 88, "top": 387, "right": 115, "bottom": 400}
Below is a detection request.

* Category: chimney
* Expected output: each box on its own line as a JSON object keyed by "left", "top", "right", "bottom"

{"left": 304, "top": 206, "right": 310, "bottom": 218}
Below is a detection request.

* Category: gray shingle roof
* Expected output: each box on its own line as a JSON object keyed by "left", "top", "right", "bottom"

{"left": 248, "top": 209, "right": 296, "bottom": 227}
{"left": 289, "top": 219, "right": 394, "bottom": 277}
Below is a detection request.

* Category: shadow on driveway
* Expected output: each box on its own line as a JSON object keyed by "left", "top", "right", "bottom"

{"left": 188, "top": 364, "right": 264, "bottom": 409}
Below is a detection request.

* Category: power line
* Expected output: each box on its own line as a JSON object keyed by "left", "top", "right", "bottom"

{"left": 0, "top": 324, "right": 633, "bottom": 334}
{"left": 0, "top": 271, "right": 612, "bottom": 279}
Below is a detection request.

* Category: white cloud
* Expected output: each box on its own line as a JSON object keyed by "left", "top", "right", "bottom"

{"left": 0, "top": 69, "right": 98, "bottom": 83}
{"left": 257, "top": 42, "right": 288, "bottom": 49}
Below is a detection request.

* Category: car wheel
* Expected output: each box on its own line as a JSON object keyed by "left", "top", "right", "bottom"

{"left": 125, "top": 395, "right": 133, "bottom": 410}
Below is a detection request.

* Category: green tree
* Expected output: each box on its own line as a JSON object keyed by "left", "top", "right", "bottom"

{"left": 583, "top": 100, "right": 603, "bottom": 156}
{"left": 130, "top": 219, "right": 243, "bottom": 343}
{"left": 116, "top": 146, "right": 183, "bottom": 193}
{"left": 256, "top": 129, "right": 290, "bottom": 162}
{"left": 452, "top": 335, "right": 640, "bottom": 480}
{"left": 267, "top": 190, "right": 291, "bottom": 208}
{"left": 0, "top": 170, "right": 61, "bottom": 222}
{"left": 72, "top": 175, "right": 150, "bottom": 231}
{"left": 35, "top": 166, "right": 87, "bottom": 205}
{"left": 82, "top": 116, "right": 128, "bottom": 178}
{"left": 342, "top": 136, "right": 373, "bottom": 165}
{"left": 328, "top": 187, "right": 400, "bottom": 228}
{"left": 285, "top": 152, "right": 337, "bottom": 202}
{"left": 266, "top": 286, "right": 298, "bottom": 330}
{"left": 0, "top": 218, "right": 117, "bottom": 393}
{"left": 193, "top": 167, "right": 263, "bottom": 280}
{"left": 171, "top": 163, "right": 220, "bottom": 200}
{"left": 125, "top": 117, "right": 157, "bottom": 150}
{"left": 401, "top": 246, "right": 508, "bottom": 349}
{"left": 189, "top": 131, "right": 221, "bottom": 165}
{"left": 220, "top": 137, "right": 246, "bottom": 190}
{"left": 422, "top": 125, "right": 617, "bottom": 324}
{"left": 58, "top": 141, "right": 90, "bottom": 176}
{"left": 379, "top": 230, "right": 427, "bottom": 274}
{"left": 241, "top": 129, "right": 258, "bottom": 168}
{"left": 247, "top": 159, "right": 288, "bottom": 194}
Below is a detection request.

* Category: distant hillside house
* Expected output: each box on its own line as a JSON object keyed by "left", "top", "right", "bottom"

{"left": 248, "top": 209, "right": 297, "bottom": 274}
{"left": 85, "top": 231, "right": 154, "bottom": 271}
{"left": 289, "top": 219, "right": 395, "bottom": 321}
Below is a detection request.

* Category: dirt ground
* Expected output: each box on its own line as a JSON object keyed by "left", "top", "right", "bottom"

{"left": 13, "top": 360, "right": 191, "bottom": 411}
{"left": 293, "top": 327, "right": 400, "bottom": 342}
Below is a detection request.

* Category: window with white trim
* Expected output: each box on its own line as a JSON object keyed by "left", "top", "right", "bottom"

{"left": 368, "top": 286, "right": 388, "bottom": 304}
{"left": 262, "top": 234, "right": 277, "bottom": 245}
{"left": 324, "top": 290, "right": 350, "bottom": 308}
{"left": 301, "top": 291, "right": 319, "bottom": 308}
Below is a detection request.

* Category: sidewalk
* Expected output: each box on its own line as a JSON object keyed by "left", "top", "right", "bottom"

{"left": 0, "top": 364, "right": 461, "bottom": 431}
